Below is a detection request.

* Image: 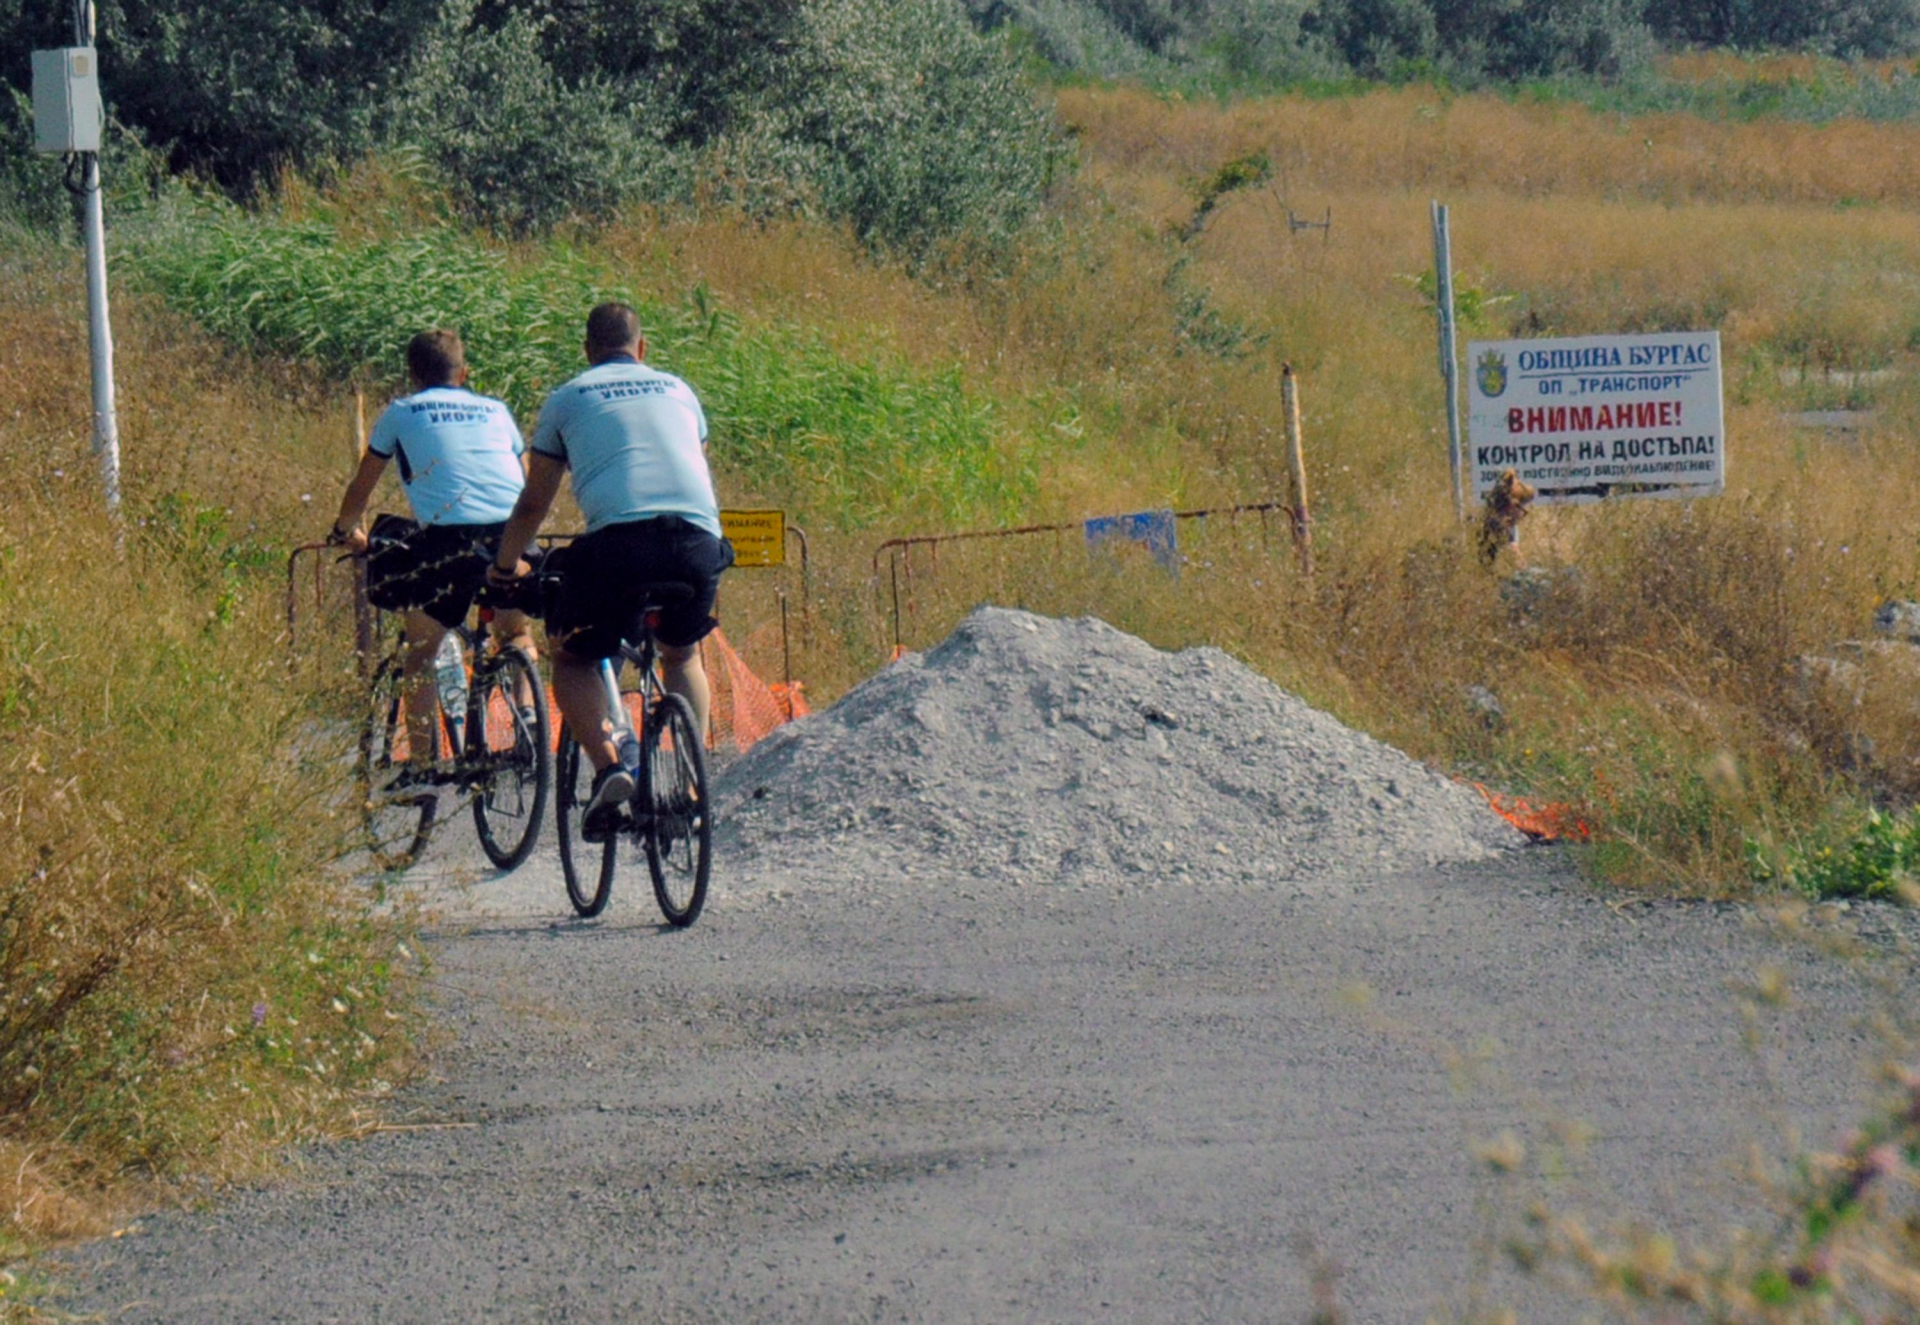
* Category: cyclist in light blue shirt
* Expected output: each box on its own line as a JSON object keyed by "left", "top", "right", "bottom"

{"left": 488, "top": 303, "right": 733, "bottom": 839}
{"left": 364, "top": 382, "right": 525, "bottom": 528}
{"left": 526, "top": 350, "right": 720, "bottom": 538}
{"left": 328, "top": 329, "right": 538, "bottom": 782}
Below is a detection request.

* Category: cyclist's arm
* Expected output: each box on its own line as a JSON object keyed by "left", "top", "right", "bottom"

{"left": 507, "top": 410, "right": 530, "bottom": 476}
{"left": 491, "top": 451, "right": 566, "bottom": 575}
{"left": 330, "top": 449, "right": 389, "bottom": 545}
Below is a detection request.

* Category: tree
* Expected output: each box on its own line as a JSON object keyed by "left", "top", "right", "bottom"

{"left": 56, "top": 0, "right": 444, "bottom": 190}
{"left": 469, "top": 0, "right": 807, "bottom": 145}
{"left": 1644, "top": 0, "right": 1920, "bottom": 56}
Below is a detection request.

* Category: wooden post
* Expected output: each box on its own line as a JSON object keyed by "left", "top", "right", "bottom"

{"left": 779, "top": 589, "right": 795, "bottom": 720}
{"left": 1282, "top": 363, "right": 1313, "bottom": 575}
{"left": 349, "top": 389, "right": 374, "bottom": 669}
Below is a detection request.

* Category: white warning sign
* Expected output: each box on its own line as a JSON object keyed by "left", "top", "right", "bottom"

{"left": 1466, "top": 331, "right": 1724, "bottom": 505}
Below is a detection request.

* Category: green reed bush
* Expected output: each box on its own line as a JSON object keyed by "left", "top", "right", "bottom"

{"left": 123, "top": 209, "right": 1034, "bottom": 529}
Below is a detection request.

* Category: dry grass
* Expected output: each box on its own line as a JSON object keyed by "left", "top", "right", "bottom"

{"left": 0, "top": 241, "right": 415, "bottom": 1253}
{"left": 1657, "top": 48, "right": 1915, "bottom": 85}
{"left": 1060, "top": 83, "right": 1920, "bottom": 208}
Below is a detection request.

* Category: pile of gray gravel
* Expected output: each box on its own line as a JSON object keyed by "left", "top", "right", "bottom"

{"left": 714, "top": 608, "right": 1518, "bottom": 890}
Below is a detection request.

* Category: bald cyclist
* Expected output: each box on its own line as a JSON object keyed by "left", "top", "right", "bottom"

{"left": 486, "top": 302, "right": 732, "bottom": 839}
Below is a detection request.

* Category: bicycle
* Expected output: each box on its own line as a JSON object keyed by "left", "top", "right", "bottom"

{"left": 356, "top": 584, "right": 553, "bottom": 875}
{"left": 552, "top": 581, "right": 712, "bottom": 926}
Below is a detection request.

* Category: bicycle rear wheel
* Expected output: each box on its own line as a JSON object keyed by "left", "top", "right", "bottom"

{"left": 358, "top": 654, "right": 437, "bottom": 872}
{"left": 642, "top": 693, "right": 711, "bottom": 927}
{"left": 554, "top": 729, "right": 616, "bottom": 916}
{"left": 468, "top": 646, "right": 552, "bottom": 870}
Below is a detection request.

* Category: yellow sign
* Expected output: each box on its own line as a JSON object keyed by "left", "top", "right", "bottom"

{"left": 721, "top": 508, "right": 786, "bottom": 568}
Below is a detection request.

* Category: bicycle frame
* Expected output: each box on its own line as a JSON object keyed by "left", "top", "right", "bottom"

{"left": 379, "top": 607, "right": 532, "bottom": 781}
{"left": 595, "top": 631, "right": 662, "bottom": 769}
{"left": 551, "top": 595, "right": 710, "bottom": 923}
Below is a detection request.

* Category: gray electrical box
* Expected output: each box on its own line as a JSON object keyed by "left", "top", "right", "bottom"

{"left": 32, "top": 48, "right": 102, "bottom": 154}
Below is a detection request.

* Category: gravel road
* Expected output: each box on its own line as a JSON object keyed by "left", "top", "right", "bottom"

{"left": 56, "top": 846, "right": 1911, "bottom": 1322}
{"left": 52, "top": 613, "right": 1919, "bottom": 1321}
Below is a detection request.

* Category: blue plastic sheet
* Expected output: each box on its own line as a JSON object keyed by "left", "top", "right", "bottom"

{"left": 1083, "top": 508, "right": 1179, "bottom": 576}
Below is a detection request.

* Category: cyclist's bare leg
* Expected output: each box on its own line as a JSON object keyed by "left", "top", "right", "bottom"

{"left": 486, "top": 607, "right": 537, "bottom": 710}
{"left": 401, "top": 609, "right": 448, "bottom": 768}
{"left": 660, "top": 642, "right": 710, "bottom": 744}
{"left": 487, "top": 607, "right": 535, "bottom": 657}
{"left": 552, "top": 645, "right": 620, "bottom": 772}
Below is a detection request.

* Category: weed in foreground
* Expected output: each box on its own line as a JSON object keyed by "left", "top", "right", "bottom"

{"left": 0, "top": 245, "right": 416, "bottom": 1247}
{"left": 1750, "top": 809, "right": 1920, "bottom": 902}
{"left": 1493, "top": 932, "right": 1920, "bottom": 1321}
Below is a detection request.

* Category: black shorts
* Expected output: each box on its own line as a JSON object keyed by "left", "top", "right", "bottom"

{"left": 365, "top": 520, "right": 506, "bottom": 630}
{"left": 546, "top": 517, "right": 733, "bottom": 660}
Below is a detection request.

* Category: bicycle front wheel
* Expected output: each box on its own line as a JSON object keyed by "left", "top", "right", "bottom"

{"left": 358, "top": 654, "right": 437, "bottom": 872}
{"left": 642, "top": 693, "right": 711, "bottom": 927}
{"left": 554, "top": 729, "right": 616, "bottom": 916}
{"left": 468, "top": 646, "right": 552, "bottom": 870}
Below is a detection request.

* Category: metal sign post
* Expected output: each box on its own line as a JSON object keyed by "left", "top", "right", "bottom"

{"left": 32, "top": 2, "right": 119, "bottom": 516}
{"left": 1431, "top": 201, "right": 1464, "bottom": 522}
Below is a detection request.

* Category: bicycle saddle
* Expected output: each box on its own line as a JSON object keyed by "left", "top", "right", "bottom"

{"left": 635, "top": 581, "right": 695, "bottom": 609}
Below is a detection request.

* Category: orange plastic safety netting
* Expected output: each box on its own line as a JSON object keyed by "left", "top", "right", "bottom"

{"left": 598, "top": 630, "right": 805, "bottom": 754}
{"left": 389, "top": 688, "right": 555, "bottom": 761}
{"left": 703, "top": 627, "right": 808, "bottom": 754}
{"left": 393, "top": 633, "right": 805, "bottom": 760}
{"left": 1471, "top": 783, "right": 1592, "bottom": 842}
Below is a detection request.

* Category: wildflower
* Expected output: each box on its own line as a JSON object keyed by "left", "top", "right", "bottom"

{"left": 1899, "top": 1064, "right": 1920, "bottom": 1122}
{"left": 1787, "top": 1246, "right": 1833, "bottom": 1287}
{"left": 1835, "top": 1142, "right": 1899, "bottom": 1203}
{"left": 251, "top": 1001, "right": 268, "bottom": 1029}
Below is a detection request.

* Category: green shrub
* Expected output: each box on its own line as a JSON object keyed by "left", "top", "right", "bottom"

{"left": 981, "top": 0, "right": 1652, "bottom": 83}
{"left": 395, "top": 12, "right": 683, "bottom": 236}
{"left": 484, "top": 0, "right": 808, "bottom": 145}
{"left": 1305, "top": 0, "right": 1439, "bottom": 76}
{"left": 1644, "top": 0, "right": 1920, "bottom": 57}
{"left": 737, "top": 0, "right": 1071, "bottom": 256}
{"left": 1748, "top": 807, "right": 1920, "bottom": 900}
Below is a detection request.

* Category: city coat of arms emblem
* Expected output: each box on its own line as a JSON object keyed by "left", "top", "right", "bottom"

{"left": 1476, "top": 348, "right": 1508, "bottom": 398}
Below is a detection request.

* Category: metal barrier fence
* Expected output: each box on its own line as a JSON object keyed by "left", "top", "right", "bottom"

{"left": 870, "top": 501, "right": 1298, "bottom": 656}
{"left": 287, "top": 541, "right": 373, "bottom": 665}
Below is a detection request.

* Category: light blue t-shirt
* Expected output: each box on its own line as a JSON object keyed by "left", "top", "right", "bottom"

{"left": 529, "top": 357, "right": 721, "bottom": 538}
{"left": 366, "top": 387, "right": 526, "bottom": 526}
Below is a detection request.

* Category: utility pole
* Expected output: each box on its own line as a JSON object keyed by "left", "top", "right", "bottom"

{"left": 74, "top": 0, "right": 120, "bottom": 516}
{"left": 31, "top": 1, "right": 119, "bottom": 516}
